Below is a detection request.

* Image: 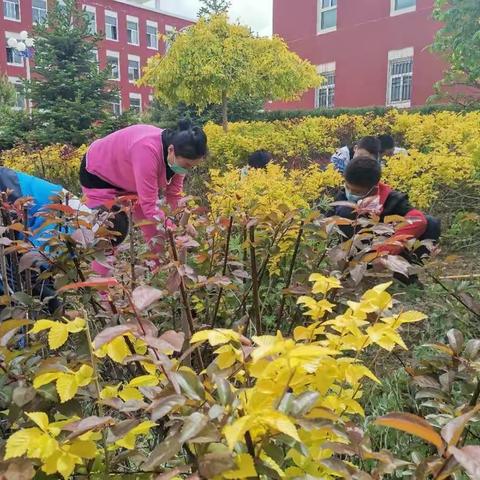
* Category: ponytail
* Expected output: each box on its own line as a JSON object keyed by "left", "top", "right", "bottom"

{"left": 162, "top": 119, "right": 208, "bottom": 160}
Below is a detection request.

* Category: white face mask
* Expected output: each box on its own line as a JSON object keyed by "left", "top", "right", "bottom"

{"left": 345, "top": 185, "right": 376, "bottom": 203}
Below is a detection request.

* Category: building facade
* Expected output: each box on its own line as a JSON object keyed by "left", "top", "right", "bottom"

{"left": 0, "top": 0, "right": 194, "bottom": 114}
{"left": 271, "top": 0, "right": 447, "bottom": 110}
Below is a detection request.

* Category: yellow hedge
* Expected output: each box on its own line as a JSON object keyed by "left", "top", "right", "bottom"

{"left": 1, "top": 110, "right": 479, "bottom": 209}
{"left": 0, "top": 144, "right": 86, "bottom": 194}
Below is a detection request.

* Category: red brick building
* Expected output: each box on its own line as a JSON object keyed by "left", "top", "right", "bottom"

{"left": 271, "top": 0, "right": 448, "bottom": 110}
{"left": 0, "top": 0, "right": 193, "bottom": 113}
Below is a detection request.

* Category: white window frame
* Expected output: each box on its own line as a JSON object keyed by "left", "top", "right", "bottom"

{"left": 165, "top": 24, "right": 176, "bottom": 52}
{"left": 105, "top": 10, "right": 118, "bottom": 41}
{"left": 148, "top": 94, "right": 153, "bottom": 103}
{"left": 129, "top": 92, "right": 142, "bottom": 113}
{"left": 315, "top": 62, "right": 336, "bottom": 109}
{"left": 106, "top": 50, "right": 120, "bottom": 81}
{"left": 90, "top": 48, "right": 99, "bottom": 71}
{"left": 5, "top": 32, "right": 24, "bottom": 66}
{"left": 111, "top": 94, "right": 122, "bottom": 116}
{"left": 386, "top": 47, "right": 414, "bottom": 108}
{"left": 390, "top": 0, "right": 416, "bottom": 16}
{"left": 8, "top": 76, "right": 26, "bottom": 110}
{"left": 126, "top": 15, "right": 139, "bottom": 46}
{"left": 127, "top": 54, "right": 140, "bottom": 83}
{"left": 32, "top": 0, "right": 47, "bottom": 24}
{"left": 4, "top": 0, "right": 20, "bottom": 21}
{"left": 146, "top": 20, "right": 158, "bottom": 50}
{"left": 317, "top": 0, "right": 337, "bottom": 35}
{"left": 83, "top": 5, "right": 97, "bottom": 34}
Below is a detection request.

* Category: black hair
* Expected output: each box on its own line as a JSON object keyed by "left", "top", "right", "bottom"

{"left": 97, "top": 206, "right": 129, "bottom": 247}
{"left": 345, "top": 156, "right": 382, "bottom": 189}
{"left": 248, "top": 150, "right": 273, "bottom": 169}
{"left": 356, "top": 136, "right": 381, "bottom": 158}
{"left": 378, "top": 134, "right": 395, "bottom": 152}
{"left": 162, "top": 119, "right": 208, "bottom": 160}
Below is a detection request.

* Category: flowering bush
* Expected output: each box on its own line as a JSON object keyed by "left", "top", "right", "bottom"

{"left": 0, "top": 144, "right": 86, "bottom": 193}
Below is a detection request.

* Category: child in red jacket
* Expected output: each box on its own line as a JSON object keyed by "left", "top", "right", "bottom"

{"left": 329, "top": 156, "right": 441, "bottom": 282}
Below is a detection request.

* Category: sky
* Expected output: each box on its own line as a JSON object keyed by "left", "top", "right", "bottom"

{"left": 160, "top": 0, "right": 273, "bottom": 37}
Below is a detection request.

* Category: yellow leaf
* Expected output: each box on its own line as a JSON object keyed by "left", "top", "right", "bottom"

{"left": 68, "top": 439, "right": 97, "bottom": 459}
{"left": 119, "top": 386, "right": 143, "bottom": 402}
{"left": 397, "top": 311, "right": 427, "bottom": 324}
{"left": 75, "top": 364, "right": 94, "bottom": 387}
{"left": 55, "top": 451, "right": 77, "bottom": 480}
{"left": 375, "top": 412, "right": 445, "bottom": 454}
{"left": 26, "top": 412, "right": 50, "bottom": 432}
{"left": 27, "top": 432, "right": 59, "bottom": 459}
{"left": 215, "top": 344, "right": 238, "bottom": 369}
{"left": 309, "top": 274, "right": 342, "bottom": 295}
{"left": 223, "top": 416, "right": 252, "bottom": 451}
{"left": 48, "top": 323, "right": 69, "bottom": 350}
{"left": 33, "top": 372, "right": 60, "bottom": 390}
{"left": 115, "top": 420, "right": 155, "bottom": 450}
{"left": 66, "top": 317, "right": 86, "bottom": 333}
{"left": 224, "top": 453, "right": 257, "bottom": 479}
{"left": 106, "top": 336, "right": 131, "bottom": 363}
{"left": 128, "top": 375, "right": 159, "bottom": 388}
{"left": 100, "top": 384, "right": 120, "bottom": 400}
{"left": 56, "top": 373, "right": 78, "bottom": 403}
{"left": 4, "top": 428, "right": 41, "bottom": 459}
{"left": 29, "top": 320, "right": 57, "bottom": 334}
{"left": 190, "top": 329, "right": 240, "bottom": 346}
{"left": 261, "top": 411, "right": 300, "bottom": 442}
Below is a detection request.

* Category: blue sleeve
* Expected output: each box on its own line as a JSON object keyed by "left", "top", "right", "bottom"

{"left": 330, "top": 147, "right": 349, "bottom": 175}
{"left": 17, "top": 172, "right": 63, "bottom": 247}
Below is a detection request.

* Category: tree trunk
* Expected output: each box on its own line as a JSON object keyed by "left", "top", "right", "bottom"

{"left": 221, "top": 91, "right": 228, "bottom": 132}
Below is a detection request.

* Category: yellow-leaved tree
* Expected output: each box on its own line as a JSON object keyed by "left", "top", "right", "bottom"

{"left": 140, "top": 14, "right": 322, "bottom": 131}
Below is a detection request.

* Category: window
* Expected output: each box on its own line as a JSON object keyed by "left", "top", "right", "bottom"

{"left": 105, "top": 11, "right": 118, "bottom": 41}
{"left": 106, "top": 51, "right": 120, "bottom": 80}
{"left": 4, "top": 0, "right": 20, "bottom": 20}
{"left": 164, "top": 25, "right": 176, "bottom": 52}
{"left": 6, "top": 46, "right": 23, "bottom": 66}
{"left": 146, "top": 21, "right": 158, "bottom": 49}
{"left": 391, "top": 0, "right": 416, "bottom": 15}
{"left": 316, "top": 71, "right": 335, "bottom": 109}
{"left": 8, "top": 77, "right": 25, "bottom": 109}
{"left": 317, "top": 0, "right": 337, "bottom": 34}
{"left": 129, "top": 93, "right": 142, "bottom": 113}
{"left": 90, "top": 48, "right": 99, "bottom": 71}
{"left": 127, "top": 16, "right": 139, "bottom": 45}
{"left": 387, "top": 51, "right": 413, "bottom": 106}
{"left": 83, "top": 5, "right": 96, "bottom": 34}
{"left": 111, "top": 95, "right": 121, "bottom": 116}
{"left": 128, "top": 55, "right": 140, "bottom": 82}
{"left": 32, "top": 0, "right": 47, "bottom": 24}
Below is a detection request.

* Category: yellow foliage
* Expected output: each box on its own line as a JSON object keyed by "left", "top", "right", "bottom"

{"left": 0, "top": 144, "right": 86, "bottom": 193}
{"left": 194, "top": 278, "right": 425, "bottom": 479}
{"left": 5, "top": 413, "right": 97, "bottom": 480}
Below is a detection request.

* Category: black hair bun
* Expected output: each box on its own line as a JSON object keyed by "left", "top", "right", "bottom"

{"left": 177, "top": 119, "right": 192, "bottom": 132}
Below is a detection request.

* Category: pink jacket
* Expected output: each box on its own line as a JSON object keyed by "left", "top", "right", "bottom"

{"left": 82, "top": 124, "right": 184, "bottom": 248}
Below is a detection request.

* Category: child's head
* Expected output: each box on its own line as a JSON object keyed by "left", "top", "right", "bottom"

{"left": 248, "top": 150, "right": 273, "bottom": 169}
{"left": 378, "top": 134, "right": 395, "bottom": 157}
{"left": 344, "top": 156, "right": 381, "bottom": 200}
{"left": 163, "top": 119, "right": 208, "bottom": 174}
{"left": 353, "top": 136, "right": 381, "bottom": 160}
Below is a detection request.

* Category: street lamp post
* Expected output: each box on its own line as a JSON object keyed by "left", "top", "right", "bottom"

{"left": 7, "top": 30, "right": 35, "bottom": 113}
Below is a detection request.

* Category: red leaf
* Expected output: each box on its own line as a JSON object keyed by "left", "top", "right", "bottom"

{"left": 63, "top": 415, "right": 114, "bottom": 440}
{"left": 93, "top": 325, "right": 134, "bottom": 349}
{"left": 44, "top": 203, "right": 75, "bottom": 215}
{"left": 450, "top": 446, "right": 480, "bottom": 478}
{"left": 132, "top": 285, "right": 164, "bottom": 311}
{"left": 58, "top": 277, "right": 119, "bottom": 292}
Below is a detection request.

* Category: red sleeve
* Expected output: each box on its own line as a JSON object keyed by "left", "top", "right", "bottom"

{"left": 376, "top": 208, "right": 427, "bottom": 255}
